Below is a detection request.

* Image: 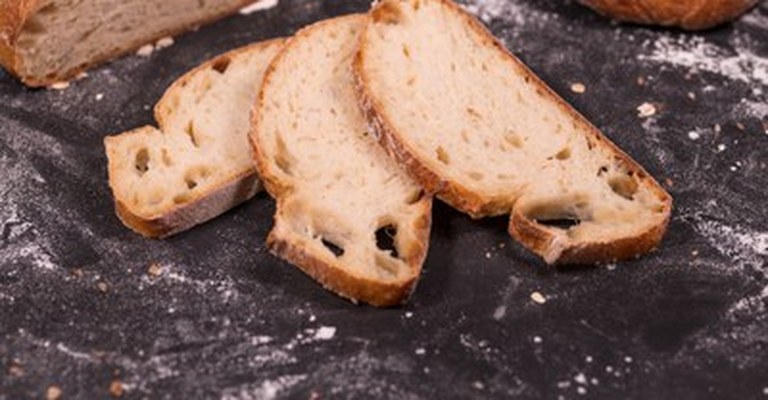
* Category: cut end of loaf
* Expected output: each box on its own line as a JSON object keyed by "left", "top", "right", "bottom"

{"left": 3, "top": 0, "right": 257, "bottom": 86}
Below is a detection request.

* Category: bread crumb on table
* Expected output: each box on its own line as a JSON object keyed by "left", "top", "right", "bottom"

{"left": 530, "top": 291, "right": 546, "bottom": 304}
{"left": 46, "top": 385, "right": 62, "bottom": 400}
{"left": 97, "top": 281, "right": 109, "bottom": 293}
{"left": 147, "top": 262, "right": 163, "bottom": 279}
{"left": 636, "top": 102, "right": 657, "bottom": 118}
{"left": 109, "top": 379, "right": 124, "bottom": 397}
{"left": 570, "top": 82, "right": 586, "bottom": 94}
{"left": 136, "top": 44, "right": 154, "bottom": 57}
{"left": 49, "top": 81, "right": 70, "bottom": 90}
{"left": 155, "top": 37, "right": 174, "bottom": 49}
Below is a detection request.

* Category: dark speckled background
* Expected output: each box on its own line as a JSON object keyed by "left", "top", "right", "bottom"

{"left": 1, "top": 0, "right": 767, "bottom": 399}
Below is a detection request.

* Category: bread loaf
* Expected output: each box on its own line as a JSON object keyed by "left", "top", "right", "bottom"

{"left": 578, "top": 0, "right": 759, "bottom": 30}
{"left": 0, "top": 0, "right": 261, "bottom": 86}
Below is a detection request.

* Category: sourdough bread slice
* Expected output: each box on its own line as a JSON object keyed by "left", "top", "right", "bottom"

{"left": 104, "top": 39, "right": 283, "bottom": 238}
{"left": 251, "top": 15, "right": 432, "bottom": 306}
{"left": 355, "top": 0, "right": 672, "bottom": 265}
{"left": 0, "top": 0, "right": 262, "bottom": 86}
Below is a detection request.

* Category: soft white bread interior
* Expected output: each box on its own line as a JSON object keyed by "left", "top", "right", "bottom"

{"left": 0, "top": 0, "right": 258, "bottom": 86}
{"left": 251, "top": 15, "right": 432, "bottom": 306}
{"left": 355, "top": 0, "right": 672, "bottom": 265}
{"left": 104, "top": 39, "right": 283, "bottom": 238}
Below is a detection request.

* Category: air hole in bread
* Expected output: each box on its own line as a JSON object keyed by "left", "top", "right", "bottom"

{"left": 185, "top": 178, "right": 197, "bottom": 190}
{"left": 468, "top": 171, "right": 484, "bottom": 181}
{"left": 135, "top": 148, "right": 150, "bottom": 176}
{"left": 412, "top": 0, "right": 421, "bottom": 11}
{"left": 402, "top": 44, "right": 411, "bottom": 58}
{"left": 372, "top": 0, "right": 404, "bottom": 24}
{"left": 161, "top": 149, "right": 173, "bottom": 166}
{"left": 375, "top": 224, "right": 399, "bottom": 258}
{"left": 321, "top": 237, "right": 344, "bottom": 257}
{"left": 555, "top": 147, "right": 571, "bottom": 160}
{"left": 503, "top": 132, "right": 523, "bottom": 148}
{"left": 466, "top": 107, "right": 482, "bottom": 120}
{"left": 436, "top": 146, "right": 450, "bottom": 165}
{"left": 212, "top": 57, "right": 231, "bottom": 74}
{"left": 173, "top": 192, "right": 192, "bottom": 204}
{"left": 21, "top": 16, "right": 47, "bottom": 35}
{"left": 536, "top": 217, "right": 581, "bottom": 229}
{"left": 406, "top": 189, "right": 425, "bottom": 205}
{"left": 597, "top": 166, "right": 609, "bottom": 176}
{"left": 374, "top": 253, "right": 399, "bottom": 278}
{"left": 524, "top": 199, "right": 589, "bottom": 230}
{"left": 274, "top": 133, "right": 295, "bottom": 176}
{"left": 497, "top": 173, "right": 514, "bottom": 180}
{"left": 185, "top": 121, "right": 200, "bottom": 147}
{"left": 608, "top": 174, "right": 638, "bottom": 200}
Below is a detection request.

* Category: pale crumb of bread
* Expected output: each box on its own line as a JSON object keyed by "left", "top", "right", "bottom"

{"left": 530, "top": 291, "right": 546, "bottom": 304}
{"left": 637, "top": 102, "right": 657, "bottom": 117}
{"left": 95, "top": 93, "right": 104, "bottom": 101}
{"left": 48, "top": 81, "right": 70, "bottom": 90}
{"left": 570, "top": 82, "right": 586, "bottom": 93}
{"left": 97, "top": 281, "right": 109, "bottom": 293}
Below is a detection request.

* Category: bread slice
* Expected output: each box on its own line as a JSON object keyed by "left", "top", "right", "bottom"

{"left": 251, "top": 15, "right": 432, "bottom": 306}
{"left": 0, "top": 0, "right": 261, "bottom": 86}
{"left": 355, "top": 0, "right": 672, "bottom": 265}
{"left": 104, "top": 39, "right": 283, "bottom": 238}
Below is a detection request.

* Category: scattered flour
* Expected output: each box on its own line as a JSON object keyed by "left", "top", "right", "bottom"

{"left": 638, "top": 35, "right": 768, "bottom": 87}
{"left": 314, "top": 326, "right": 336, "bottom": 340}
{"left": 693, "top": 218, "right": 768, "bottom": 272}
{"left": 221, "top": 374, "right": 307, "bottom": 400}
{"left": 239, "top": 0, "right": 279, "bottom": 15}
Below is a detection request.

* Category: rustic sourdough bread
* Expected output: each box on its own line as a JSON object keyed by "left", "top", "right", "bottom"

{"left": 355, "top": 0, "right": 672, "bottom": 265}
{"left": 104, "top": 39, "right": 283, "bottom": 238}
{"left": 0, "top": 0, "right": 261, "bottom": 86}
{"left": 251, "top": 15, "right": 432, "bottom": 306}
{"left": 578, "top": 0, "right": 759, "bottom": 30}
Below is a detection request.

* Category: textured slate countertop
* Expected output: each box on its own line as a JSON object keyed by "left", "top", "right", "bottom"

{"left": 1, "top": 1, "right": 767, "bottom": 398}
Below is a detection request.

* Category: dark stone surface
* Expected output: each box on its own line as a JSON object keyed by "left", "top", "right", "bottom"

{"left": 1, "top": 0, "right": 767, "bottom": 399}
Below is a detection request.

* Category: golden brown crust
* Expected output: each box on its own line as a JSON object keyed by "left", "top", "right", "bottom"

{"left": 251, "top": 14, "right": 432, "bottom": 306}
{"left": 356, "top": 0, "right": 673, "bottom": 265}
{"left": 578, "top": 0, "right": 759, "bottom": 30}
{"left": 105, "top": 39, "right": 284, "bottom": 238}
{"left": 0, "top": 0, "right": 257, "bottom": 87}
{"left": 111, "top": 169, "right": 261, "bottom": 238}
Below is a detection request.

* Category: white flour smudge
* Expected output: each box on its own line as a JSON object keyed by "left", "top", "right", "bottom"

{"left": 221, "top": 374, "right": 307, "bottom": 400}
{"left": 734, "top": 98, "right": 768, "bottom": 120}
{"left": 638, "top": 35, "right": 768, "bottom": 87}
{"left": 693, "top": 219, "right": 768, "bottom": 272}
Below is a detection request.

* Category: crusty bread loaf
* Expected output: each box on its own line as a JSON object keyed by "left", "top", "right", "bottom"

{"left": 251, "top": 15, "right": 432, "bottom": 306}
{"left": 578, "top": 0, "right": 759, "bottom": 30}
{"left": 104, "top": 39, "right": 283, "bottom": 238}
{"left": 0, "top": 0, "right": 261, "bottom": 87}
{"left": 355, "top": 0, "right": 672, "bottom": 265}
